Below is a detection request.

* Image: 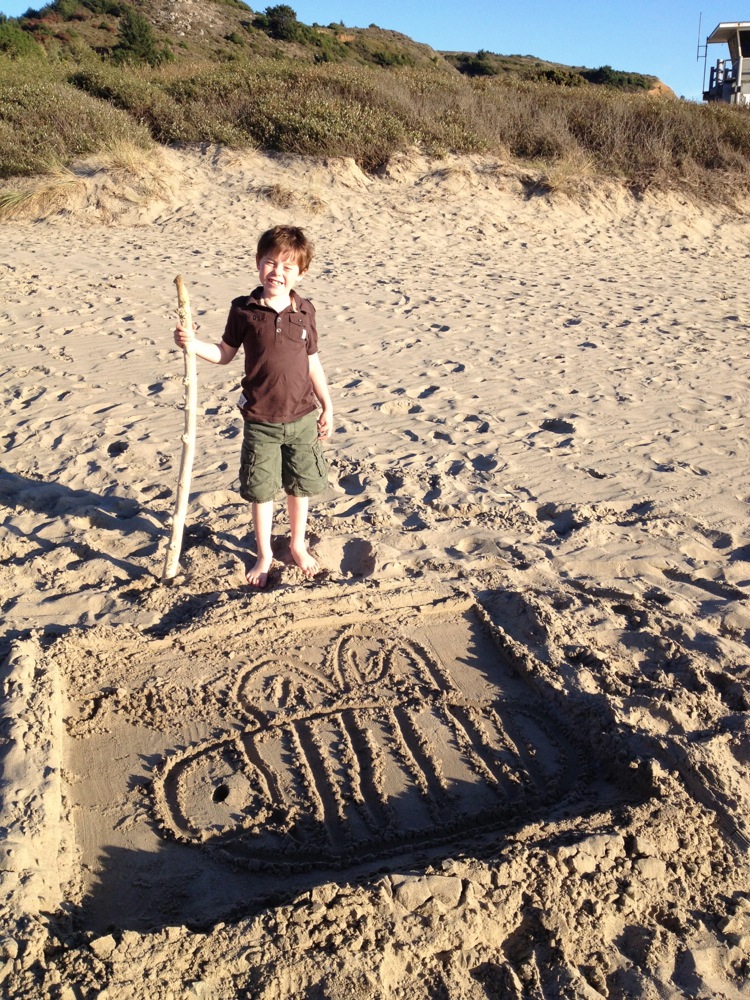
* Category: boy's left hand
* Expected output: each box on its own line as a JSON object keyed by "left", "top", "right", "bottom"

{"left": 317, "top": 408, "right": 333, "bottom": 439}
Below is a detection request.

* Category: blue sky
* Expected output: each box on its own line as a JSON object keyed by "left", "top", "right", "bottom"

{"left": 0, "top": 0, "right": 741, "bottom": 101}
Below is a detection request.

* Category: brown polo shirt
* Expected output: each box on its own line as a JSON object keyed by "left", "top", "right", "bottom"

{"left": 222, "top": 287, "right": 319, "bottom": 424}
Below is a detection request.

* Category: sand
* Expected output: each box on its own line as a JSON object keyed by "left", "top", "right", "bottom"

{"left": 1, "top": 145, "right": 750, "bottom": 999}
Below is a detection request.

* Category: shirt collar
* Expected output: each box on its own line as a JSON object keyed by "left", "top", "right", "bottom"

{"left": 248, "top": 287, "right": 301, "bottom": 313}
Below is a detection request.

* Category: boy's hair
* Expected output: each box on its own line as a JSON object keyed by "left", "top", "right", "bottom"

{"left": 256, "top": 225, "right": 314, "bottom": 272}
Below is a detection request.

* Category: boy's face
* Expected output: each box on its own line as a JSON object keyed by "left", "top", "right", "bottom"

{"left": 257, "top": 250, "right": 305, "bottom": 300}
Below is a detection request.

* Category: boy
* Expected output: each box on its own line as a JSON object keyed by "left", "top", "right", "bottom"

{"left": 174, "top": 225, "right": 333, "bottom": 588}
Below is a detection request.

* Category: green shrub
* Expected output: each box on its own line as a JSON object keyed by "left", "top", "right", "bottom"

{"left": 70, "top": 65, "right": 194, "bottom": 141}
{"left": 20, "top": 6, "right": 52, "bottom": 19}
{"left": 114, "top": 6, "right": 171, "bottom": 66}
{"left": 54, "top": 0, "right": 80, "bottom": 19}
{"left": 538, "top": 67, "right": 585, "bottom": 87}
{"left": 452, "top": 52, "right": 498, "bottom": 77}
{"left": 302, "top": 27, "right": 346, "bottom": 63}
{"left": 580, "top": 65, "right": 652, "bottom": 91}
{"left": 0, "top": 20, "right": 45, "bottom": 57}
{"left": 344, "top": 32, "right": 419, "bottom": 70}
{"left": 81, "top": 0, "right": 124, "bottom": 12}
{"left": 253, "top": 4, "right": 300, "bottom": 42}
{"left": 0, "top": 61, "right": 151, "bottom": 176}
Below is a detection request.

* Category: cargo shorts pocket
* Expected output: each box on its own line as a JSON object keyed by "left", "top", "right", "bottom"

{"left": 312, "top": 440, "right": 328, "bottom": 478}
{"left": 285, "top": 439, "right": 328, "bottom": 497}
{"left": 238, "top": 443, "right": 257, "bottom": 503}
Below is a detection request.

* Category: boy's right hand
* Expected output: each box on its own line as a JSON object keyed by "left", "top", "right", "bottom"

{"left": 170, "top": 327, "right": 235, "bottom": 367}
{"left": 173, "top": 323, "right": 194, "bottom": 350}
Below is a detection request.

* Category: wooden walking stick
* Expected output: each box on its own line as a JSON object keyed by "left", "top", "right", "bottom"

{"left": 162, "top": 275, "right": 197, "bottom": 580}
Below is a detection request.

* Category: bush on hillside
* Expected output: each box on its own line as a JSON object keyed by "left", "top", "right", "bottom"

{"left": 0, "top": 62, "right": 151, "bottom": 176}
{"left": 253, "top": 4, "right": 299, "bottom": 42}
{"left": 452, "top": 51, "right": 498, "bottom": 77}
{"left": 81, "top": 0, "right": 124, "bottom": 13}
{"left": 538, "top": 67, "right": 585, "bottom": 87}
{"left": 19, "top": 6, "right": 49, "bottom": 18}
{"left": 580, "top": 65, "right": 651, "bottom": 91}
{"left": 113, "top": 6, "right": 171, "bottom": 66}
{"left": 0, "top": 20, "right": 45, "bottom": 57}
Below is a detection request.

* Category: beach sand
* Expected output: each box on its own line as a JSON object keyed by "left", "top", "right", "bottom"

{"left": 1, "top": 146, "right": 750, "bottom": 999}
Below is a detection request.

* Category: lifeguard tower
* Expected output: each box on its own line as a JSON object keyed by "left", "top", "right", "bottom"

{"left": 703, "top": 21, "right": 750, "bottom": 103}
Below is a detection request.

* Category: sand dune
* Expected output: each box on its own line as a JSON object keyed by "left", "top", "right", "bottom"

{"left": 1, "top": 146, "right": 750, "bottom": 999}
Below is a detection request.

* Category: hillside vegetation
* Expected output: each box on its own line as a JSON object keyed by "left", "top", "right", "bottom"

{"left": 442, "top": 50, "right": 658, "bottom": 92}
{"left": 1, "top": 1, "right": 750, "bottom": 206}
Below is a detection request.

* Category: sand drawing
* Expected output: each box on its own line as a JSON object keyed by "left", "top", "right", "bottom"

{"left": 151, "top": 598, "right": 637, "bottom": 869}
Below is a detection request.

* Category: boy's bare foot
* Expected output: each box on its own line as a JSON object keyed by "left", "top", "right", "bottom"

{"left": 290, "top": 543, "right": 320, "bottom": 579}
{"left": 246, "top": 555, "right": 272, "bottom": 588}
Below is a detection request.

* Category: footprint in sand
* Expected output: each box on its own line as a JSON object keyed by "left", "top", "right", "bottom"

{"left": 540, "top": 417, "right": 576, "bottom": 435}
{"left": 436, "top": 358, "right": 464, "bottom": 373}
{"left": 337, "top": 472, "right": 366, "bottom": 495}
{"left": 385, "top": 470, "right": 404, "bottom": 495}
{"left": 460, "top": 413, "right": 489, "bottom": 431}
{"left": 378, "top": 398, "right": 422, "bottom": 416}
{"left": 470, "top": 453, "right": 498, "bottom": 472}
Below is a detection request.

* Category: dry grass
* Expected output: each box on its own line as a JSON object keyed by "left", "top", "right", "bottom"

{"left": 0, "top": 163, "right": 86, "bottom": 220}
{"left": 90, "top": 139, "right": 169, "bottom": 198}
{"left": 255, "top": 183, "right": 326, "bottom": 214}
{"left": 0, "top": 141, "right": 169, "bottom": 221}
{"left": 94, "top": 138, "right": 160, "bottom": 174}
{"left": 533, "top": 149, "right": 597, "bottom": 197}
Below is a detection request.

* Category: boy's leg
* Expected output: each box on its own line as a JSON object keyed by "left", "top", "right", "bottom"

{"left": 240, "top": 419, "right": 284, "bottom": 587}
{"left": 287, "top": 494, "right": 319, "bottom": 578}
{"left": 281, "top": 412, "right": 327, "bottom": 579}
{"left": 247, "top": 500, "right": 274, "bottom": 587}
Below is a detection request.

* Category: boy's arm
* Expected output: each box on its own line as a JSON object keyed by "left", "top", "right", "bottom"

{"left": 174, "top": 324, "right": 238, "bottom": 365}
{"left": 308, "top": 352, "right": 333, "bottom": 439}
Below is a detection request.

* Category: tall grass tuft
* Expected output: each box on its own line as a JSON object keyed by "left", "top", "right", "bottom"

{"left": 0, "top": 139, "right": 169, "bottom": 221}
{"left": 0, "top": 162, "right": 85, "bottom": 219}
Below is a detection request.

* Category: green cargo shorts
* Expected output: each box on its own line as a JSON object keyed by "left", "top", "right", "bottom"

{"left": 239, "top": 411, "right": 328, "bottom": 504}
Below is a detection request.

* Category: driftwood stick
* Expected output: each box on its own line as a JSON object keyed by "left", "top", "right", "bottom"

{"left": 162, "top": 274, "right": 197, "bottom": 580}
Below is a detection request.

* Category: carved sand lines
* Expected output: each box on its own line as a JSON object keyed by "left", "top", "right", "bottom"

{"left": 152, "top": 602, "right": 623, "bottom": 869}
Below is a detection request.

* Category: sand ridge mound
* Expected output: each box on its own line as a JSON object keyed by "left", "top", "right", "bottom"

{"left": 3, "top": 143, "right": 746, "bottom": 232}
